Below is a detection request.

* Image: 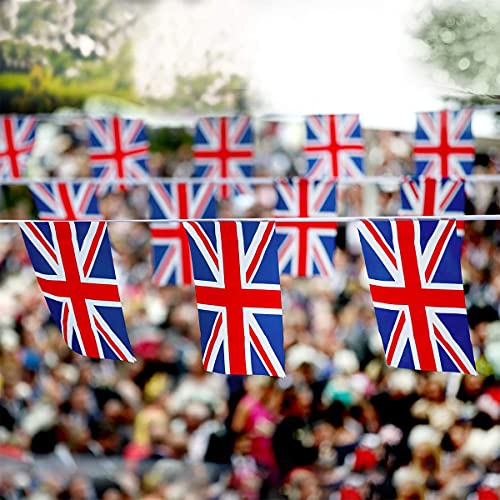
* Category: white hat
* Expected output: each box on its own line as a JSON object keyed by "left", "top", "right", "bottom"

{"left": 408, "top": 425, "right": 442, "bottom": 449}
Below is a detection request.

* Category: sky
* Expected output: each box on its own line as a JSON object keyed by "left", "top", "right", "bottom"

{"left": 133, "top": 0, "right": 496, "bottom": 133}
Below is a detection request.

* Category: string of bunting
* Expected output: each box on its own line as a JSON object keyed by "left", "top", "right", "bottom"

{"left": 1, "top": 111, "right": 498, "bottom": 378}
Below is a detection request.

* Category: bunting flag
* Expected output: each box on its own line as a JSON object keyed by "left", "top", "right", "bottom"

{"left": 399, "top": 176, "right": 466, "bottom": 237}
{"left": 192, "top": 116, "right": 254, "bottom": 200}
{"left": 0, "top": 115, "right": 37, "bottom": 179}
{"left": 19, "top": 221, "right": 135, "bottom": 362}
{"left": 149, "top": 181, "right": 216, "bottom": 286}
{"left": 88, "top": 116, "right": 150, "bottom": 194}
{"left": 30, "top": 181, "right": 103, "bottom": 221}
{"left": 273, "top": 178, "right": 337, "bottom": 277}
{"left": 304, "top": 114, "right": 364, "bottom": 179}
{"left": 183, "top": 220, "right": 285, "bottom": 376}
{"left": 358, "top": 219, "right": 476, "bottom": 374}
{"left": 413, "top": 109, "right": 475, "bottom": 178}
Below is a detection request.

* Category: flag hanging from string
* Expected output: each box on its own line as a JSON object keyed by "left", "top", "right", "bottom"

{"left": 183, "top": 220, "right": 285, "bottom": 376}
{"left": 192, "top": 116, "right": 254, "bottom": 200}
{"left": 88, "top": 116, "right": 150, "bottom": 194}
{"left": 20, "top": 221, "right": 135, "bottom": 362}
{"left": 304, "top": 114, "right": 364, "bottom": 179}
{"left": 149, "top": 181, "right": 216, "bottom": 286}
{"left": 0, "top": 115, "right": 37, "bottom": 180}
{"left": 273, "top": 177, "right": 337, "bottom": 277}
{"left": 30, "top": 181, "right": 103, "bottom": 221}
{"left": 399, "top": 176, "right": 466, "bottom": 237}
{"left": 358, "top": 218, "right": 476, "bottom": 374}
{"left": 413, "top": 109, "right": 474, "bottom": 178}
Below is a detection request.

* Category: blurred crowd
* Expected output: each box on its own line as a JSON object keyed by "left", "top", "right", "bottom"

{"left": 0, "top": 119, "right": 499, "bottom": 499}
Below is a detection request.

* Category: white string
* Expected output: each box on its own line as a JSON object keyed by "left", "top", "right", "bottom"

{"left": 4, "top": 174, "right": 500, "bottom": 186}
{"left": 1, "top": 215, "right": 500, "bottom": 223}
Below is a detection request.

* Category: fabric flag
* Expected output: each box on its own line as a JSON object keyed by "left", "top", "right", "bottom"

{"left": 19, "top": 221, "right": 135, "bottom": 362}
{"left": 399, "top": 176, "right": 466, "bottom": 237}
{"left": 358, "top": 218, "right": 476, "bottom": 374}
{"left": 273, "top": 177, "right": 337, "bottom": 277}
{"left": 0, "top": 115, "right": 37, "bottom": 179}
{"left": 30, "top": 181, "right": 103, "bottom": 221}
{"left": 149, "top": 181, "right": 216, "bottom": 286}
{"left": 183, "top": 220, "right": 285, "bottom": 377}
{"left": 192, "top": 116, "right": 254, "bottom": 200}
{"left": 304, "top": 114, "right": 364, "bottom": 179}
{"left": 413, "top": 109, "right": 474, "bottom": 178}
{"left": 88, "top": 116, "right": 150, "bottom": 194}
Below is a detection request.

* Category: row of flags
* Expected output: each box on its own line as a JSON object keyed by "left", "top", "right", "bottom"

{"left": 1, "top": 110, "right": 475, "bottom": 188}
{"left": 28, "top": 176, "right": 466, "bottom": 283}
{"left": 2, "top": 110, "right": 477, "bottom": 377}
{"left": 18, "top": 218, "right": 476, "bottom": 377}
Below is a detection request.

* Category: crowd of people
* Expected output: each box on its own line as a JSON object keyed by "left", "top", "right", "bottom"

{"left": 0, "top": 120, "right": 499, "bottom": 499}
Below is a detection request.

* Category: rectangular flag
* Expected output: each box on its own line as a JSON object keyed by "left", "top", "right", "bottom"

{"left": 183, "top": 220, "right": 285, "bottom": 376}
{"left": 304, "top": 114, "right": 364, "bottom": 179}
{"left": 20, "top": 221, "right": 135, "bottom": 362}
{"left": 0, "top": 115, "right": 37, "bottom": 179}
{"left": 192, "top": 116, "right": 254, "bottom": 200}
{"left": 413, "top": 109, "right": 475, "bottom": 178}
{"left": 273, "top": 178, "right": 337, "bottom": 277}
{"left": 30, "top": 181, "right": 103, "bottom": 221}
{"left": 88, "top": 116, "right": 150, "bottom": 194}
{"left": 399, "top": 176, "right": 466, "bottom": 237}
{"left": 149, "top": 181, "right": 216, "bottom": 286}
{"left": 358, "top": 218, "right": 476, "bottom": 374}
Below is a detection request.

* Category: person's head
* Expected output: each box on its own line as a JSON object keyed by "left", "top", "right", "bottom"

{"left": 283, "top": 468, "right": 321, "bottom": 500}
{"left": 69, "top": 385, "right": 91, "bottom": 413}
{"left": 423, "top": 377, "right": 446, "bottom": 403}
{"left": 281, "top": 384, "right": 313, "bottom": 418}
{"left": 413, "top": 443, "right": 440, "bottom": 473}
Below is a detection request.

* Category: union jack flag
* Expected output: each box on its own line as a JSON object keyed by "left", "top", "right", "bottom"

{"left": 149, "top": 182, "right": 216, "bottom": 286}
{"left": 183, "top": 220, "right": 285, "bottom": 376}
{"left": 358, "top": 218, "right": 476, "bottom": 374}
{"left": 304, "top": 114, "right": 364, "bottom": 179}
{"left": 30, "top": 181, "right": 103, "bottom": 221}
{"left": 19, "top": 221, "right": 135, "bottom": 362}
{"left": 413, "top": 110, "right": 475, "bottom": 178}
{"left": 88, "top": 116, "right": 150, "bottom": 194}
{"left": 399, "top": 176, "right": 466, "bottom": 237}
{"left": 273, "top": 178, "right": 337, "bottom": 277}
{"left": 0, "top": 115, "right": 37, "bottom": 179}
{"left": 192, "top": 116, "right": 254, "bottom": 199}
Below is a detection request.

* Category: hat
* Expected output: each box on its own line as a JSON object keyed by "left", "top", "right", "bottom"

{"left": 408, "top": 425, "right": 442, "bottom": 449}
{"left": 333, "top": 349, "right": 359, "bottom": 375}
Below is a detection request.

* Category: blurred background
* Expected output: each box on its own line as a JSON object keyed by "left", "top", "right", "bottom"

{"left": 0, "top": 0, "right": 499, "bottom": 499}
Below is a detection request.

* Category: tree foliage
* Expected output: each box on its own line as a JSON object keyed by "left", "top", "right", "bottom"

{"left": 415, "top": 2, "right": 500, "bottom": 101}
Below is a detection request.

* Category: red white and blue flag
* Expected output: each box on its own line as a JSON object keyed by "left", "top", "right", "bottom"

{"left": 183, "top": 220, "right": 285, "bottom": 376}
{"left": 358, "top": 219, "right": 476, "bottom": 374}
{"left": 273, "top": 178, "right": 337, "bottom": 277}
{"left": 304, "top": 114, "right": 364, "bottom": 179}
{"left": 88, "top": 116, "right": 150, "bottom": 194}
{"left": 0, "top": 115, "right": 37, "bottom": 179}
{"left": 149, "top": 182, "right": 216, "bottom": 286}
{"left": 19, "top": 221, "right": 135, "bottom": 362}
{"left": 413, "top": 110, "right": 475, "bottom": 178}
{"left": 30, "top": 181, "right": 103, "bottom": 221}
{"left": 192, "top": 116, "right": 254, "bottom": 199}
{"left": 399, "top": 176, "right": 466, "bottom": 237}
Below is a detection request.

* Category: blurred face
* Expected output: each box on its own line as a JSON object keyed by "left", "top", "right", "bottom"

{"left": 449, "top": 424, "right": 468, "bottom": 449}
{"left": 70, "top": 386, "right": 90, "bottom": 413}
{"left": 286, "top": 469, "right": 321, "bottom": 500}
{"left": 424, "top": 381, "right": 444, "bottom": 402}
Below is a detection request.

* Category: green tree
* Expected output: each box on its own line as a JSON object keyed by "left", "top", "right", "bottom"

{"left": 0, "top": 0, "right": 145, "bottom": 111}
{"left": 415, "top": 2, "right": 500, "bottom": 102}
{"left": 153, "top": 52, "right": 249, "bottom": 113}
